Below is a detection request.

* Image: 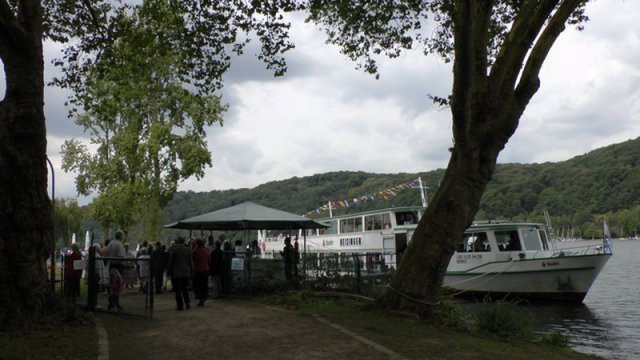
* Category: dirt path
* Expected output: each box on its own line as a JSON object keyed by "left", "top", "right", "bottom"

{"left": 98, "top": 292, "right": 390, "bottom": 360}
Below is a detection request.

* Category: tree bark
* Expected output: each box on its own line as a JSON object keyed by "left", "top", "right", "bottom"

{"left": 0, "top": 0, "right": 52, "bottom": 328}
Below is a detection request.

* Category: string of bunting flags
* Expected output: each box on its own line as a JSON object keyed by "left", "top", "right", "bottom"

{"left": 303, "top": 179, "right": 422, "bottom": 217}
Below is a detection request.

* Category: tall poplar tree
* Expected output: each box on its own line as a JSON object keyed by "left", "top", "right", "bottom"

{"left": 61, "top": 1, "right": 226, "bottom": 239}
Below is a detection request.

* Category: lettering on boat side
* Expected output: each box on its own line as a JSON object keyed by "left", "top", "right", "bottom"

{"left": 322, "top": 239, "right": 334, "bottom": 246}
{"left": 542, "top": 261, "right": 560, "bottom": 267}
{"left": 456, "top": 254, "right": 482, "bottom": 264}
{"left": 339, "top": 237, "right": 362, "bottom": 246}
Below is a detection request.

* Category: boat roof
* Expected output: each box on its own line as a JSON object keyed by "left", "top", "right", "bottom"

{"left": 468, "top": 221, "right": 547, "bottom": 231}
{"left": 312, "top": 205, "right": 426, "bottom": 222}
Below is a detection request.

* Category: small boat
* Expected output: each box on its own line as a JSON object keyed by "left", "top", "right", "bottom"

{"left": 443, "top": 221, "right": 610, "bottom": 302}
{"left": 259, "top": 206, "right": 611, "bottom": 302}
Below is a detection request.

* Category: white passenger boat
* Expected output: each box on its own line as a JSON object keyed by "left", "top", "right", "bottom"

{"left": 259, "top": 206, "right": 611, "bottom": 302}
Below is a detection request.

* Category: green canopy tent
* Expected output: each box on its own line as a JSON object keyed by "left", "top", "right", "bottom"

{"left": 164, "top": 201, "right": 328, "bottom": 231}
{"left": 165, "top": 201, "right": 328, "bottom": 286}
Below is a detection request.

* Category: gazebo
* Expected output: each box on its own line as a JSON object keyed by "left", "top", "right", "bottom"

{"left": 164, "top": 201, "right": 328, "bottom": 231}
{"left": 165, "top": 201, "right": 328, "bottom": 286}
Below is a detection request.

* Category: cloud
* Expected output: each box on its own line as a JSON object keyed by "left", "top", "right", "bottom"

{"left": 499, "top": 1, "right": 640, "bottom": 164}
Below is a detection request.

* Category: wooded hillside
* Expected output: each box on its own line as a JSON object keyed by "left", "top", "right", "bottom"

{"left": 162, "top": 137, "right": 640, "bottom": 239}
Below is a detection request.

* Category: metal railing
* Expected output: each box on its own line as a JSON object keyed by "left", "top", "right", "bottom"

{"left": 301, "top": 252, "right": 399, "bottom": 298}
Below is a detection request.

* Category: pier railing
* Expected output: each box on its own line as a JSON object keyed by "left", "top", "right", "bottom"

{"left": 220, "top": 251, "right": 400, "bottom": 299}
{"left": 300, "top": 252, "right": 399, "bottom": 298}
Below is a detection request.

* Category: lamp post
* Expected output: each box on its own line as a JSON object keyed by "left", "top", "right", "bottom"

{"left": 46, "top": 156, "right": 55, "bottom": 293}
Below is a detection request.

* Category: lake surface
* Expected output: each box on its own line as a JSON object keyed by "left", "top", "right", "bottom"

{"left": 537, "top": 239, "right": 640, "bottom": 359}
{"left": 458, "top": 239, "right": 638, "bottom": 359}
{"left": 519, "top": 239, "right": 638, "bottom": 359}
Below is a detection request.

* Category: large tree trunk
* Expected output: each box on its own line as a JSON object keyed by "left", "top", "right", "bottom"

{"left": 378, "top": 118, "right": 507, "bottom": 317}
{"left": 0, "top": 0, "right": 52, "bottom": 328}
{"left": 378, "top": 0, "right": 581, "bottom": 318}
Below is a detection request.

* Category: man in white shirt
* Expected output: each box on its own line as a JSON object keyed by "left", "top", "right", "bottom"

{"left": 106, "top": 231, "right": 126, "bottom": 258}
{"left": 106, "top": 231, "right": 126, "bottom": 273}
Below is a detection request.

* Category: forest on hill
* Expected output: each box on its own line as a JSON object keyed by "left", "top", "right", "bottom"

{"left": 54, "top": 137, "right": 640, "bottom": 245}
{"left": 162, "top": 137, "right": 640, "bottom": 240}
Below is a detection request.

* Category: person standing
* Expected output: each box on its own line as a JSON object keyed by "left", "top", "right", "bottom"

{"left": 105, "top": 231, "right": 126, "bottom": 274}
{"left": 138, "top": 246, "right": 151, "bottom": 293}
{"left": 105, "top": 231, "right": 126, "bottom": 309}
{"left": 282, "top": 237, "right": 294, "bottom": 286}
{"left": 152, "top": 241, "right": 167, "bottom": 294}
{"left": 221, "top": 233, "right": 232, "bottom": 293}
{"left": 167, "top": 237, "right": 193, "bottom": 310}
{"left": 107, "top": 267, "right": 124, "bottom": 312}
{"left": 192, "top": 239, "right": 210, "bottom": 306}
{"left": 64, "top": 243, "right": 83, "bottom": 303}
{"left": 209, "top": 240, "right": 224, "bottom": 299}
{"left": 122, "top": 243, "right": 138, "bottom": 289}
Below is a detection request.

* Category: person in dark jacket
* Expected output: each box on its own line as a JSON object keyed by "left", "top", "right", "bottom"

{"left": 282, "top": 237, "right": 294, "bottom": 286}
{"left": 209, "top": 240, "right": 224, "bottom": 298}
{"left": 192, "top": 238, "right": 210, "bottom": 306}
{"left": 167, "top": 237, "right": 193, "bottom": 310}
{"left": 152, "top": 241, "right": 167, "bottom": 294}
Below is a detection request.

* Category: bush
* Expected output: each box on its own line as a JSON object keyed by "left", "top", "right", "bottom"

{"left": 471, "top": 299, "right": 534, "bottom": 340}
{"left": 534, "top": 330, "right": 569, "bottom": 347}
{"left": 433, "top": 297, "right": 467, "bottom": 330}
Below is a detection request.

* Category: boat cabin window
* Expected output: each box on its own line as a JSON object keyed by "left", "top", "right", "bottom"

{"left": 340, "top": 217, "right": 363, "bottom": 233}
{"left": 364, "top": 213, "right": 392, "bottom": 231}
{"left": 495, "top": 230, "right": 522, "bottom": 251}
{"left": 521, "top": 228, "right": 542, "bottom": 251}
{"left": 319, "top": 220, "right": 338, "bottom": 235}
{"left": 458, "top": 232, "right": 491, "bottom": 252}
{"left": 539, "top": 230, "right": 550, "bottom": 250}
{"left": 395, "top": 211, "right": 419, "bottom": 225}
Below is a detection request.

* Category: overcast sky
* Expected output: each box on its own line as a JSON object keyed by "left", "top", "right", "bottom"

{"left": 3, "top": 2, "right": 639, "bottom": 205}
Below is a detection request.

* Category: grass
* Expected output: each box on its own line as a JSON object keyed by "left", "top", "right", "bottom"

{"left": 259, "top": 291, "right": 602, "bottom": 360}
{"left": 0, "top": 300, "right": 98, "bottom": 360}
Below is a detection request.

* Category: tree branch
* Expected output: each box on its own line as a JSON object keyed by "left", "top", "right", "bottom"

{"left": 0, "top": 0, "right": 26, "bottom": 52}
{"left": 451, "top": 0, "right": 474, "bottom": 145}
{"left": 489, "top": 0, "right": 559, "bottom": 97}
{"left": 451, "top": 1, "right": 493, "bottom": 145}
{"left": 515, "top": 0, "right": 585, "bottom": 107}
{"left": 80, "top": 0, "right": 106, "bottom": 36}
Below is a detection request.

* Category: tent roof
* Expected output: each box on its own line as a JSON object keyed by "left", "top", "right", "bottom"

{"left": 164, "top": 201, "right": 329, "bottom": 230}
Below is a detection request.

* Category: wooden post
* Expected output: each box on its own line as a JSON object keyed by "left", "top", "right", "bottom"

{"left": 87, "top": 246, "right": 97, "bottom": 310}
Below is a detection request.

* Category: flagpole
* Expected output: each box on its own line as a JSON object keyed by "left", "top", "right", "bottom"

{"left": 418, "top": 177, "right": 427, "bottom": 208}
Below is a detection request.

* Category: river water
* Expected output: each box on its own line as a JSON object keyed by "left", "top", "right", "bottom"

{"left": 534, "top": 239, "right": 640, "bottom": 359}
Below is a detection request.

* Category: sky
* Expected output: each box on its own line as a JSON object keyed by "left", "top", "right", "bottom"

{"left": 2, "top": 2, "right": 639, "bottom": 205}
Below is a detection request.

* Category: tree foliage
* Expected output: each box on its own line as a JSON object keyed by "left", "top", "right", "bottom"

{"left": 52, "top": 198, "right": 88, "bottom": 249}
{"left": 46, "top": 0, "right": 301, "bottom": 104}
{"left": 60, "top": 1, "right": 227, "bottom": 237}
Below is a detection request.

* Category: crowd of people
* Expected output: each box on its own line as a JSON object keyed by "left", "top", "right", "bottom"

{"left": 63, "top": 231, "right": 234, "bottom": 312}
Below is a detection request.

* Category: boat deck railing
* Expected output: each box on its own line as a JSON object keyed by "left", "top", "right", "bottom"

{"left": 524, "top": 243, "right": 610, "bottom": 259}
{"left": 554, "top": 243, "right": 610, "bottom": 256}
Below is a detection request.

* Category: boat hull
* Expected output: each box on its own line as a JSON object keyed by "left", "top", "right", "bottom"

{"left": 443, "top": 254, "right": 611, "bottom": 302}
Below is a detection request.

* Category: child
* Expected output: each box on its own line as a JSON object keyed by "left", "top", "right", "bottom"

{"left": 108, "top": 268, "right": 124, "bottom": 311}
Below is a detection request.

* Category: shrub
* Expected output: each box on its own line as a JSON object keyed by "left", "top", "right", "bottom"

{"left": 534, "top": 330, "right": 569, "bottom": 347}
{"left": 471, "top": 299, "right": 534, "bottom": 340}
{"left": 433, "top": 297, "right": 467, "bottom": 330}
